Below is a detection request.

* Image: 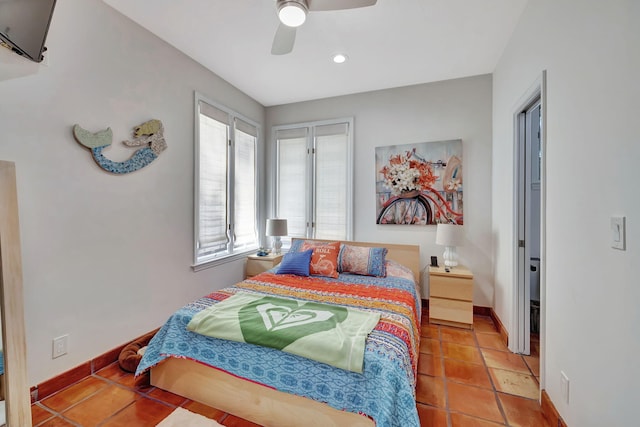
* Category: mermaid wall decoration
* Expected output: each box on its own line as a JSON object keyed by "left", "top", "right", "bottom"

{"left": 73, "top": 119, "right": 167, "bottom": 174}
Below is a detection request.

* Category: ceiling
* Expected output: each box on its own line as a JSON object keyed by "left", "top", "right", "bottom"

{"left": 102, "top": 0, "right": 528, "bottom": 107}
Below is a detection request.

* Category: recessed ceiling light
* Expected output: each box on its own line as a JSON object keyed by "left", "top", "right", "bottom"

{"left": 332, "top": 53, "right": 348, "bottom": 64}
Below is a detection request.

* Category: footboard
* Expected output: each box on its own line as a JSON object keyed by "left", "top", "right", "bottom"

{"left": 151, "top": 358, "right": 375, "bottom": 427}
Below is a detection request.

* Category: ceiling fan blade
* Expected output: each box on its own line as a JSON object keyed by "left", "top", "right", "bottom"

{"left": 271, "top": 23, "right": 297, "bottom": 55}
{"left": 307, "top": 0, "right": 376, "bottom": 11}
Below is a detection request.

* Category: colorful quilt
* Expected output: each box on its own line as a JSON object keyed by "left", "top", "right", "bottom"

{"left": 138, "top": 261, "right": 421, "bottom": 427}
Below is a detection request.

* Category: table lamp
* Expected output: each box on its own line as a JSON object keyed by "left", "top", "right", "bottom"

{"left": 435, "top": 223, "right": 464, "bottom": 268}
{"left": 266, "top": 218, "right": 288, "bottom": 255}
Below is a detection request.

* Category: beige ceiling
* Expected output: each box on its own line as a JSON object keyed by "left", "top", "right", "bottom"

{"left": 103, "top": 0, "right": 528, "bottom": 106}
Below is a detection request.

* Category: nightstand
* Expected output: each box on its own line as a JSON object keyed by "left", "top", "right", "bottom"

{"left": 428, "top": 265, "right": 474, "bottom": 329}
{"left": 246, "top": 253, "right": 283, "bottom": 278}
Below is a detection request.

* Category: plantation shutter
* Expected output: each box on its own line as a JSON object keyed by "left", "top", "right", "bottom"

{"left": 275, "top": 120, "right": 351, "bottom": 244}
{"left": 195, "top": 94, "right": 261, "bottom": 267}
{"left": 276, "top": 127, "right": 308, "bottom": 238}
{"left": 198, "top": 101, "right": 229, "bottom": 257}
{"left": 314, "top": 123, "right": 349, "bottom": 239}
{"left": 234, "top": 118, "right": 258, "bottom": 250}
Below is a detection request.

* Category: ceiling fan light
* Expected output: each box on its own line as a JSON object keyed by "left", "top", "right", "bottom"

{"left": 278, "top": 1, "right": 307, "bottom": 27}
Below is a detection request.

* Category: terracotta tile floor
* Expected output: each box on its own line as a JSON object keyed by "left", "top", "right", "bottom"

{"left": 30, "top": 311, "right": 548, "bottom": 426}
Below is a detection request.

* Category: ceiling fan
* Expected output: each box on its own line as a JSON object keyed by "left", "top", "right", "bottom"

{"left": 271, "top": 0, "right": 377, "bottom": 55}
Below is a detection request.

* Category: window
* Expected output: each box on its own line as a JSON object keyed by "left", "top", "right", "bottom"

{"left": 274, "top": 118, "right": 353, "bottom": 244}
{"left": 194, "top": 94, "right": 259, "bottom": 268}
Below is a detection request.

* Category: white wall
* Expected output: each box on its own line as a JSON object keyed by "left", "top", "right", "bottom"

{"left": 0, "top": 0, "right": 264, "bottom": 386}
{"left": 492, "top": 0, "right": 639, "bottom": 425}
{"left": 266, "top": 75, "right": 494, "bottom": 306}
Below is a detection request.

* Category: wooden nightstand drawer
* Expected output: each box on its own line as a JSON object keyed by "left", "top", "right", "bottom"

{"left": 246, "top": 254, "right": 283, "bottom": 278}
{"left": 247, "top": 259, "right": 274, "bottom": 276}
{"left": 430, "top": 298, "right": 473, "bottom": 326}
{"left": 430, "top": 275, "right": 473, "bottom": 300}
{"left": 428, "top": 265, "right": 474, "bottom": 329}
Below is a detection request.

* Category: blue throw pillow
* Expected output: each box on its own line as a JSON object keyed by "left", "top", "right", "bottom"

{"left": 276, "top": 249, "right": 313, "bottom": 276}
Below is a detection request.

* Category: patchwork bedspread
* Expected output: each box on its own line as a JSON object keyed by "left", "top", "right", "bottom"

{"left": 138, "top": 264, "right": 421, "bottom": 427}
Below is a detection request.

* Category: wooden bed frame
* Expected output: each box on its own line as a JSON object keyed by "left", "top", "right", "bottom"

{"left": 151, "top": 239, "right": 420, "bottom": 427}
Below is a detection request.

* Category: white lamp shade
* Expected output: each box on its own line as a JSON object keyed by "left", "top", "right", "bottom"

{"left": 435, "top": 223, "right": 464, "bottom": 247}
{"left": 266, "top": 219, "right": 288, "bottom": 237}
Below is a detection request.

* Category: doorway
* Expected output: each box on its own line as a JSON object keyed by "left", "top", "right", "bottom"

{"left": 512, "top": 72, "right": 546, "bottom": 367}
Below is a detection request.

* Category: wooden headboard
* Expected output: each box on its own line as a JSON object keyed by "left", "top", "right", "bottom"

{"left": 291, "top": 238, "right": 421, "bottom": 280}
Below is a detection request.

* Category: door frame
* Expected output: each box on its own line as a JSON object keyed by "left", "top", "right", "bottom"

{"left": 0, "top": 160, "right": 33, "bottom": 425}
{"left": 510, "top": 70, "right": 547, "bottom": 388}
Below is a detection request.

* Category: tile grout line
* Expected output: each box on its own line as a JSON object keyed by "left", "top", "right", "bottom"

{"left": 92, "top": 369, "right": 230, "bottom": 425}
{"left": 33, "top": 363, "right": 234, "bottom": 426}
{"left": 523, "top": 352, "right": 540, "bottom": 380}
{"left": 90, "top": 370, "right": 191, "bottom": 426}
{"left": 37, "top": 372, "right": 146, "bottom": 426}
{"left": 435, "top": 324, "right": 454, "bottom": 427}
{"left": 35, "top": 376, "right": 112, "bottom": 425}
{"left": 438, "top": 318, "right": 515, "bottom": 425}
{"left": 474, "top": 318, "right": 511, "bottom": 427}
{"left": 137, "top": 388, "right": 194, "bottom": 414}
{"left": 481, "top": 332, "right": 542, "bottom": 403}
{"left": 522, "top": 351, "right": 544, "bottom": 401}
{"left": 94, "top": 398, "right": 143, "bottom": 427}
{"left": 32, "top": 402, "right": 58, "bottom": 427}
{"left": 32, "top": 401, "right": 84, "bottom": 427}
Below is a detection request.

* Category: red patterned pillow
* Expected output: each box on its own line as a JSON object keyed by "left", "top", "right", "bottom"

{"left": 300, "top": 241, "right": 340, "bottom": 278}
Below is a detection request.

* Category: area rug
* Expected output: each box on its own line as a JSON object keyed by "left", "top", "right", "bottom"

{"left": 156, "top": 407, "right": 224, "bottom": 427}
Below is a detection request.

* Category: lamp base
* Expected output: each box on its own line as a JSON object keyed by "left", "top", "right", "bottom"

{"left": 442, "top": 246, "right": 459, "bottom": 268}
{"left": 272, "top": 237, "right": 282, "bottom": 255}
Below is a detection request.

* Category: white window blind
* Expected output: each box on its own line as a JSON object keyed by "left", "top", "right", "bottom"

{"left": 314, "top": 123, "right": 349, "bottom": 240}
{"left": 195, "top": 95, "right": 259, "bottom": 266}
{"left": 233, "top": 119, "right": 258, "bottom": 251}
{"left": 276, "top": 128, "right": 308, "bottom": 238}
{"left": 274, "top": 119, "right": 352, "bottom": 242}
{"left": 198, "top": 110, "right": 228, "bottom": 256}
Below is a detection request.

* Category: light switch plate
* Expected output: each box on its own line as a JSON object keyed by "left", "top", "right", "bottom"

{"left": 611, "top": 216, "right": 626, "bottom": 250}
{"left": 560, "top": 371, "right": 570, "bottom": 404}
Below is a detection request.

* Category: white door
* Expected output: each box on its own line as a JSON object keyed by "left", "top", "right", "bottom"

{"left": 513, "top": 71, "right": 548, "bottom": 361}
{"left": 516, "top": 99, "right": 541, "bottom": 355}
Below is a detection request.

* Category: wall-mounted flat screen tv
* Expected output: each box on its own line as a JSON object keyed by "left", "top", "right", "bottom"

{"left": 0, "top": 0, "right": 57, "bottom": 63}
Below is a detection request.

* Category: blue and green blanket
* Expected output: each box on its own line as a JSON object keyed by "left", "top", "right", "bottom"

{"left": 187, "top": 292, "right": 380, "bottom": 373}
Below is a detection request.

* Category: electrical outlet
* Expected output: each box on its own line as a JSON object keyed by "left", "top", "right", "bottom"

{"left": 560, "top": 371, "right": 570, "bottom": 404}
{"left": 52, "top": 334, "right": 68, "bottom": 359}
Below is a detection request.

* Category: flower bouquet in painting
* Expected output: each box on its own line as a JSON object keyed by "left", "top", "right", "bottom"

{"left": 379, "top": 149, "right": 438, "bottom": 197}
{"left": 375, "top": 140, "right": 463, "bottom": 225}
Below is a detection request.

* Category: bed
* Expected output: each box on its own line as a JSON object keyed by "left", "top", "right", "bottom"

{"left": 138, "top": 240, "right": 421, "bottom": 427}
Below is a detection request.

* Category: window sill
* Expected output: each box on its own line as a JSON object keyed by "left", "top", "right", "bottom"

{"left": 192, "top": 248, "right": 258, "bottom": 272}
